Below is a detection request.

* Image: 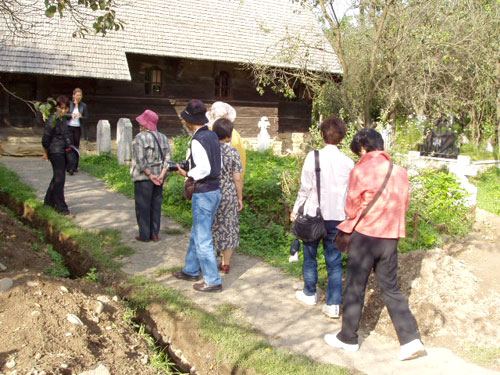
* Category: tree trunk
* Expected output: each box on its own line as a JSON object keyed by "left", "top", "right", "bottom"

{"left": 496, "top": 58, "right": 500, "bottom": 147}
{"left": 363, "top": 0, "right": 395, "bottom": 127}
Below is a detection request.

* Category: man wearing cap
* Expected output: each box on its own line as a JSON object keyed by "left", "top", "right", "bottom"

{"left": 131, "top": 109, "right": 170, "bottom": 242}
{"left": 173, "top": 99, "right": 223, "bottom": 292}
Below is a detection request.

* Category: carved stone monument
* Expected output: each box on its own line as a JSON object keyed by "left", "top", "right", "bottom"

{"left": 419, "top": 116, "right": 459, "bottom": 158}
{"left": 116, "top": 118, "right": 133, "bottom": 165}
{"left": 256, "top": 116, "right": 271, "bottom": 151}
{"left": 96, "top": 120, "right": 111, "bottom": 155}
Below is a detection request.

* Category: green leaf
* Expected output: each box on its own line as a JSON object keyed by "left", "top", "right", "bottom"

{"left": 45, "top": 6, "right": 57, "bottom": 18}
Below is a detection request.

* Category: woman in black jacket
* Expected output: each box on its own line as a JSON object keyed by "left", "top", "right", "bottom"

{"left": 42, "top": 95, "right": 73, "bottom": 216}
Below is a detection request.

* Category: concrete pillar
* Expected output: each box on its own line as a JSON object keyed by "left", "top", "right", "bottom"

{"left": 116, "top": 118, "right": 132, "bottom": 165}
{"left": 96, "top": 120, "right": 111, "bottom": 155}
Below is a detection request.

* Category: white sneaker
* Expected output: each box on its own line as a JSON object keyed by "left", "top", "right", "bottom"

{"left": 322, "top": 304, "right": 340, "bottom": 319}
{"left": 295, "top": 290, "right": 317, "bottom": 305}
{"left": 288, "top": 253, "right": 299, "bottom": 262}
{"left": 397, "top": 339, "right": 426, "bottom": 361}
{"left": 324, "top": 333, "right": 359, "bottom": 352}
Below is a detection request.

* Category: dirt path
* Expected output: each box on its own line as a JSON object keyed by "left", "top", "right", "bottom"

{"left": 2, "top": 156, "right": 498, "bottom": 375}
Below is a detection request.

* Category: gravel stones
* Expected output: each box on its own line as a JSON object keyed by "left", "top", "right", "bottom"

{"left": 78, "top": 363, "right": 111, "bottom": 375}
{"left": 66, "top": 314, "right": 84, "bottom": 325}
{"left": 0, "top": 277, "right": 13, "bottom": 291}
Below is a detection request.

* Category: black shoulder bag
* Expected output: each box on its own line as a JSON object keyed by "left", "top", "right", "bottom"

{"left": 334, "top": 161, "right": 393, "bottom": 253}
{"left": 291, "top": 150, "right": 327, "bottom": 242}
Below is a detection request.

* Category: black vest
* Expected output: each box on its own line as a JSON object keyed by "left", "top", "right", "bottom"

{"left": 190, "top": 126, "right": 221, "bottom": 193}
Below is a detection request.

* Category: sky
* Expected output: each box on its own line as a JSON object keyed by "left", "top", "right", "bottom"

{"left": 331, "top": 0, "right": 357, "bottom": 20}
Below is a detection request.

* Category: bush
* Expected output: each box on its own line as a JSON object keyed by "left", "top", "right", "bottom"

{"left": 400, "top": 167, "right": 473, "bottom": 252}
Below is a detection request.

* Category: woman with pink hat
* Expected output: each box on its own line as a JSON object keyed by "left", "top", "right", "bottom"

{"left": 130, "top": 109, "right": 171, "bottom": 242}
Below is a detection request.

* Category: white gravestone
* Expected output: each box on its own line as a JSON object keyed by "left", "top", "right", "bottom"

{"left": 381, "top": 124, "right": 392, "bottom": 150}
{"left": 96, "top": 120, "right": 111, "bottom": 155}
{"left": 116, "top": 118, "right": 133, "bottom": 165}
{"left": 256, "top": 116, "right": 271, "bottom": 151}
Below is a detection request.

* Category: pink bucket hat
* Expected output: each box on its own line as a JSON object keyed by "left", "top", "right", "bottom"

{"left": 136, "top": 109, "right": 159, "bottom": 131}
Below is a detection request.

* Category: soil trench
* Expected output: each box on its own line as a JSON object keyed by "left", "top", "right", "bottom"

{"left": 0, "top": 199, "right": 230, "bottom": 375}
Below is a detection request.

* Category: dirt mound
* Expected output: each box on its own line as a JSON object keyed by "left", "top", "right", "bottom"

{"left": 360, "top": 208, "right": 500, "bottom": 370}
{"left": 0, "top": 208, "right": 161, "bottom": 375}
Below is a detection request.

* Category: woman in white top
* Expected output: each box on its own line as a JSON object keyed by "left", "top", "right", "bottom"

{"left": 291, "top": 117, "right": 354, "bottom": 318}
{"left": 66, "top": 88, "right": 88, "bottom": 174}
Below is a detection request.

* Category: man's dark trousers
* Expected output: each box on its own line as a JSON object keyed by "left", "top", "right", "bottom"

{"left": 134, "top": 180, "right": 163, "bottom": 240}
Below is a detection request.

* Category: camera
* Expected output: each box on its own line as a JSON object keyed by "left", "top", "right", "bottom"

{"left": 167, "top": 160, "right": 189, "bottom": 172}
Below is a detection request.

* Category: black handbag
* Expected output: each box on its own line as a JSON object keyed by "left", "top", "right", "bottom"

{"left": 334, "top": 161, "right": 393, "bottom": 253}
{"left": 291, "top": 150, "right": 327, "bottom": 242}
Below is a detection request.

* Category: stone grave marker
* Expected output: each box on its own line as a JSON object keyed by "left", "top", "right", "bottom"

{"left": 96, "top": 120, "right": 111, "bottom": 155}
{"left": 116, "top": 118, "right": 132, "bottom": 165}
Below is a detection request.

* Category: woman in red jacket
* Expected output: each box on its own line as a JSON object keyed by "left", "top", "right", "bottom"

{"left": 324, "top": 128, "right": 426, "bottom": 361}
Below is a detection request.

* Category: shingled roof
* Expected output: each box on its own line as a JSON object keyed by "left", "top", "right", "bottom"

{"left": 0, "top": 0, "right": 341, "bottom": 81}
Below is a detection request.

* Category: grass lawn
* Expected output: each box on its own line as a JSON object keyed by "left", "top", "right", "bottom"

{"left": 471, "top": 167, "right": 500, "bottom": 215}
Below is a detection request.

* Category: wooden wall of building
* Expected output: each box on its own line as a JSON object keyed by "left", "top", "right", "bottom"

{"left": 0, "top": 54, "right": 312, "bottom": 140}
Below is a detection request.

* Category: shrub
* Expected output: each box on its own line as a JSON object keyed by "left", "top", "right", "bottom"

{"left": 400, "top": 167, "right": 473, "bottom": 252}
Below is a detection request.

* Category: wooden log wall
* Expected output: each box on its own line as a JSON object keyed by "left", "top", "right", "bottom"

{"left": 0, "top": 55, "right": 312, "bottom": 140}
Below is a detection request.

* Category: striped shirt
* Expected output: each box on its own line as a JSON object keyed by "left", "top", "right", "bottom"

{"left": 130, "top": 130, "right": 170, "bottom": 182}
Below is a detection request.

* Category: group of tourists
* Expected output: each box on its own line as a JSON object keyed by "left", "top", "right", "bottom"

{"left": 41, "top": 88, "right": 88, "bottom": 217}
{"left": 41, "top": 94, "right": 425, "bottom": 360}
{"left": 131, "top": 100, "right": 244, "bottom": 293}
{"left": 291, "top": 119, "right": 426, "bottom": 361}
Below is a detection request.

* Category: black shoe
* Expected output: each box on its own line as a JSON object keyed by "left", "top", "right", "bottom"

{"left": 68, "top": 170, "right": 74, "bottom": 175}
{"left": 172, "top": 270, "right": 201, "bottom": 281}
{"left": 193, "top": 281, "right": 222, "bottom": 292}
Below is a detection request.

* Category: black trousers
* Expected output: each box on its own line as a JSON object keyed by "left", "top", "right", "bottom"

{"left": 338, "top": 231, "right": 420, "bottom": 346}
{"left": 134, "top": 180, "right": 163, "bottom": 240}
{"left": 44, "top": 153, "right": 70, "bottom": 215}
{"left": 67, "top": 126, "right": 81, "bottom": 171}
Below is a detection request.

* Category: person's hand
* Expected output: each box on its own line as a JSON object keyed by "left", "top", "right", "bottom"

{"left": 290, "top": 211, "right": 297, "bottom": 222}
{"left": 238, "top": 199, "right": 243, "bottom": 211}
{"left": 177, "top": 164, "right": 187, "bottom": 177}
{"left": 150, "top": 174, "right": 161, "bottom": 186}
{"left": 42, "top": 153, "right": 48, "bottom": 161}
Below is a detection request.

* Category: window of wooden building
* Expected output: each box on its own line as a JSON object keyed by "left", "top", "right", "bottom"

{"left": 215, "top": 71, "right": 231, "bottom": 98}
{"left": 145, "top": 68, "right": 162, "bottom": 95}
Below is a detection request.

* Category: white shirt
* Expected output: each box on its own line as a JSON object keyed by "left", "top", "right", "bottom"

{"left": 187, "top": 139, "right": 211, "bottom": 181}
{"left": 69, "top": 106, "right": 80, "bottom": 127}
{"left": 293, "top": 144, "right": 354, "bottom": 221}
